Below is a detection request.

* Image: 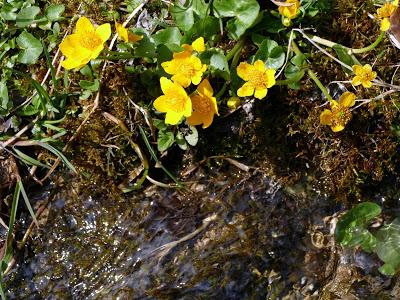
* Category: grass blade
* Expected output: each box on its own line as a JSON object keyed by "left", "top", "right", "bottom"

{"left": 18, "top": 181, "right": 39, "bottom": 228}
{"left": 13, "top": 147, "right": 50, "bottom": 169}
{"left": 138, "top": 125, "right": 182, "bottom": 187}
{"left": 34, "top": 141, "right": 76, "bottom": 173}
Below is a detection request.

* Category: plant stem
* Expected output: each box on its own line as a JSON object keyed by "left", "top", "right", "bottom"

{"left": 226, "top": 39, "right": 245, "bottom": 61}
{"left": 291, "top": 41, "right": 333, "bottom": 102}
{"left": 349, "top": 31, "right": 385, "bottom": 54}
{"left": 310, "top": 31, "right": 385, "bottom": 54}
{"left": 307, "top": 69, "right": 333, "bottom": 102}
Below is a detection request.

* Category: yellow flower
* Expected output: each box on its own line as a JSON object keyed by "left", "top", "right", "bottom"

{"left": 278, "top": 0, "right": 301, "bottom": 20}
{"left": 236, "top": 60, "right": 276, "bottom": 99}
{"left": 187, "top": 79, "right": 219, "bottom": 129}
{"left": 377, "top": 1, "right": 398, "bottom": 31}
{"left": 153, "top": 77, "right": 192, "bottom": 125}
{"left": 115, "top": 22, "right": 143, "bottom": 43}
{"left": 351, "top": 64, "right": 377, "bottom": 88}
{"left": 60, "top": 17, "right": 111, "bottom": 70}
{"left": 320, "top": 92, "right": 356, "bottom": 132}
{"left": 227, "top": 97, "right": 241, "bottom": 110}
{"left": 161, "top": 49, "right": 207, "bottom": 88}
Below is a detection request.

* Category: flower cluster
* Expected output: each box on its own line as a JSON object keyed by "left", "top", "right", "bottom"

{"left": 153, "top": 38, "right": 219, "bottom": 128}
{"left": 377, "top": 0, "right": 399, "bottom": 31}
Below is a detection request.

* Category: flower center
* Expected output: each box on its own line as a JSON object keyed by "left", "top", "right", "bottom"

{"left": 178, "top": 58, "right": 197, "bottom": 77}
{"left": 168, "top": 95, "right": 186, "bottom": 112}
{"left": 193, "top": 96, "right": 211, "bottom": 114}
{"left": 81, "top": 33, "right": 102, "bottom": 51}
{"left": 331, "top": 105, "right": 351, "bottom": 127}
{"left": 248, "top": 69, "right": 268, "bottom": 89}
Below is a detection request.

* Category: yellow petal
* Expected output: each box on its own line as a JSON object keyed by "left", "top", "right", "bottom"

{"left": 153, "top": 95, "right": 170, "bottom": 113}
{"left": 394, "top": 0, "right": 399, "bottom": 7}
{"left": 76, "top": 16, "right": 95, "bottom": 34}
{"left": 191, "top": 37, "right": 205, "bottom": 52}
{"left": 165, "top": 111, "right": 184, "bottom": 125}
{"left": 339, "top": 92, "right": 356, "bottom": 107}
{"left": 211, "top": 97, "right": 219, "bottom": 116}
{"left": 254, "top": 60, "right": 266, "bottom": 71}
{"left": 236, "top": 62, "right": 252, "bottom": 81}
{"left": 352, "top": 64, "right": 362, "bottom": 74}
{"left": 362, "top": 81, "right": 373, "bottom": 88}
{"left": 128, "top": 33, "right": 143, "bottom": 43}
{"left": 320, "top": 109, "right": 333, "bottom": 125}
{"left": 159, "top": 77, "right": 176, "bottom": 95}
{"left": 191, "top": 72, "right": 203, "bottom": 86}
{"left": 197, "top": 79, "right": 213, "bottom": 98}
{"left": 171, "top": 74, "right": 192, "bottom": 88}
{"left": 351, "top": 75, "right": 362, "bottom": 86}
{"left": 254, "top": 88, "right": 268, "bottom": 99}
{"left": 265, "top": 69, "right": 276, "bottom": 88}
{"left": 202, "top": 114, "right": 214, "bottom": 129}
{"left": 61, "top": 57, "right": 89, "bottom": 70}
{"left": 161, "top": 60, "right": 177, "bottom": 74}
{"left": 115, "top": 22, "right": 128, "bottom": 42}
{"left": 96, "top": 23, "right": 111, "bottom": 43}
{"left": 331, "top": 124, "right": 345, "bottom": 132}
{"left": 380, "top": 18, "right": 391, "bottom": 31}
{"left": 363, "top": 64, "right": 373, "bottom": 72}
{"left": 90, "top": 44, "right": 104, "bottom": 60}
{"left": 59, "top": 34, "right": 81, "bottom": 57}
{"left": 237, "top": 82, "right": 255, "bottom": 97}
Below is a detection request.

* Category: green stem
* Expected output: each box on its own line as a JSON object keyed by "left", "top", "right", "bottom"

{"left": 307, "top": 69, "right": 333, "bottom": 102}
{"left": 349, "top": 31, "right": 385, "bottom": 54}
{"left": 292, "top": 41, "right": 333, "bottom": 102}
{"left": 310, "top": 31, "right": 385, "bottom": 55}
{"left": 226, "top": 39, "right": 245, "bottom": 61}
{"left": 215, "top": 82, "right": 228, "bottom": 98}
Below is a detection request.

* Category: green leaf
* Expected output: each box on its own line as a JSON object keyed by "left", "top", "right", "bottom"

{"left": 185, "top": 16, "right": 220, "bottom": 42}
{"left": 79, "top": 79, "right": 100, "bottom": 92}
{"left": 376, "top": 218, "right": 400, "bottom": 276}
{"left": 199, "top": 48, "right": 229, "bottom": 79}
{"left": 45, "top": 4, "right": 65, "bottom": 21}
{"left": 176, "top": 131, "right": 188, "bottom": 150}
{"left": 254, "top": 12, "right": 285, "bottom": 34}
{"left": 333, "top": 45, "right": 359, "bottom": 74}
{"left": 158, "top": 130, "right": 175, "bottom": 152}
{"left": 0, "top": 80, "right": 9, "bottom": 110}
{"left": 335, "top": 202, "right": 382, "bottom": 247}
{"left": 134, "top": 35, "right": 156, "bottom": 58}
{"left": 210, "top": 52, "right": 230, "bottom": 80}
{"left": 153, "top": 27, "right": 182, "bottom": 46}
{"left": 16, "top": 31, "right": 43, "bottom": 64}
{"left": 16, "top": 6, "right": 40, "bottom": 27}
{"left": 171, "top": 2, "right": 194, "bottom": 32}
{"left": 213, "top": 0, "right": 260, "bottom": 39}
{"left": 184, "top": 126, "right": 198, "bottom": 146}
{"left": 254, "top": 38, "right": 285, "bottom": 69}
{"left": 191, "top": 0, "right": 209, "bottom": 18}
